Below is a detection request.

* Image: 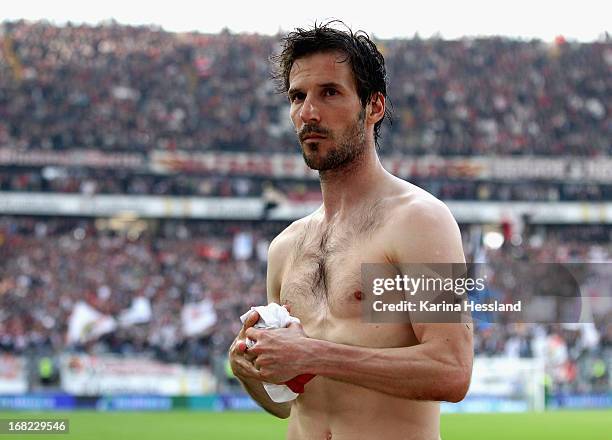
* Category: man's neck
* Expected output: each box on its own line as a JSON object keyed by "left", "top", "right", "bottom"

{"left": 319, "top": 147, "right": 387, "bottom": 222}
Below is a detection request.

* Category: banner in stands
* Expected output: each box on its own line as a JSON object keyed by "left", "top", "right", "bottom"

{"left": 547, "top": 393, "right": 612, "bottom": 409}
{"left": 446, "top": 357, "right": 545, "bottom": 413}
{"left": 0, "top": 355, "right": 28, "bottom": 394}
{"left": 0, "top": 192, "right": 611, "bottom": 223}
{"left": 218, "top": 394, "right": 262, "bottom": 411}
{"left": 0, "top": 148, "right": 144, "bottom": 168}
{"left": 0, "top": 192, "right": 262, "bottom": 219}
{"left": 151, "top": 151, "right": 612, "bottom": 183}
{"left": 59, "top": 355, "right": 216, "bottom": 396}
{"left": 151, "top": 151, "right": 318, "bottom": 179}
{"left": 3, "top": 148, "right": 610, "bottom": 183}
{"left": 440, "top": 397, "right": 529, "bottom": 413}
{"left": 96, "top": 395, "right": 173, "bottom": 411}
{"left": 269, "top": 200, "right": 612, "bottom": 224}
{"left": 0, "top": 394, "right": 75, "bottom": 410}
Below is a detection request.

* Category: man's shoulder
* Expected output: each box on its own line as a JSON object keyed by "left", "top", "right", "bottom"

{"left": 385, "top": 183, "right": 457, "bottom": 231}
{"left": 382, "top": 183, "right": 463, "bottom": 263}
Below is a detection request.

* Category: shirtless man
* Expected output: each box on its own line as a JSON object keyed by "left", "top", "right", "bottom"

{"left": 229, "top": 22, "right": 473, "bottom": 440}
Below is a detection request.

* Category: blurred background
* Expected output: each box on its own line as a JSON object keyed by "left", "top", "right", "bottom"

{"left": 0, "top": 2, "right": 610, "bottom": 437}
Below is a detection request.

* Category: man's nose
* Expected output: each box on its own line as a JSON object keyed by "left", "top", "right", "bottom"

{"left": 299, "top": 96, "right": 320, "bottom": 124}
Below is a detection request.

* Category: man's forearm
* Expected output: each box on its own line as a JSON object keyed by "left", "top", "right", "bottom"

{"left": 304, "top": 338, "right": 471, "bottom": 402}
{"left": 238, "top": 376, "right": 292, "bottom": 418}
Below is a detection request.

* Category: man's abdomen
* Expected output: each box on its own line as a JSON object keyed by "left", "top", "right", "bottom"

{"left": 287, "top": 376, "right": 440, "bottom": 440}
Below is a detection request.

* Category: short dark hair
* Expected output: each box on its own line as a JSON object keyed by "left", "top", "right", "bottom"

{"left": 272, "top": 20, "right": 392, "bottom": 147}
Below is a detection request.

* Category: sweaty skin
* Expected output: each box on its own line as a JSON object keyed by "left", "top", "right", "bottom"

{"left": 229, "top": 51, "right": 473, "bottom": 440}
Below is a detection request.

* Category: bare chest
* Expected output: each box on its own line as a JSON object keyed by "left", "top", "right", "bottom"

{"left": 279, "top": 223, "right": 388, "bottom": 337}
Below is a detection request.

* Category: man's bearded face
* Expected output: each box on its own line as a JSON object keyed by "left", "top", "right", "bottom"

{"left": 298, "top": 107, "right": 366, "bottom": 171}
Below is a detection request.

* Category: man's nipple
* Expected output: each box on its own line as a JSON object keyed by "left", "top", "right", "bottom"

{"left": 353, "top": 290, "right": 363, "bottom": 301}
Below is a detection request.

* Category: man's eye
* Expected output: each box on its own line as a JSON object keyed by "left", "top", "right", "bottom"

{"left": 290, "top": 93, "right": 305, "bottom": 102}
{"left": 324, "top": 88, "right": 338, "bottom": 96}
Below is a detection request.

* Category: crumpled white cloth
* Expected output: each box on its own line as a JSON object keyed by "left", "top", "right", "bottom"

{"left": 239, "top": 303, "right": 301, "bottom": 402}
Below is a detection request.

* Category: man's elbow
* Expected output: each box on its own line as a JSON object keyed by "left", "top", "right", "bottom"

{"left": 440, "top": 365, "right": 472, "bottom": 403}
{"left": 271, "top": 409, "right": 291, "bottom": 420}
{"left": 276, "top": 410, "right": 291, "bottom": 420}
{"left": 265, "top": 404, "right": 291, "bottom": 419}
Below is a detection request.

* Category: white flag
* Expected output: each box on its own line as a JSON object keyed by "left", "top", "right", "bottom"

{"left": 67, "top": 301, "right": 117, "bottom": 344}
{"left": 181, "top": 300, "right": 217, "bottom": 337}
{"left": 119, "top": 297, "right": 152, "bottom": 327}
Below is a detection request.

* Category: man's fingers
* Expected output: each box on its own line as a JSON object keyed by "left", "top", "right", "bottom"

{"left": 244, "top": 350, "right": 257, "bottom": 363}
{"left": 240, "top": 310, "right": 259, "bottom": 337}
{"left": 237, "top": 340, "right": 248, "bottom": 353}
{"left": 245, "top": 327, "right": 262, "bottom": 341}
{"left": 234, "top": 357, "right": 261, "bottom": 380}
{"left": 241, "top": 310, "right": 260, "bottom": 334}
{"left": 246, "top": 310, "right": 260, "bottom": 326}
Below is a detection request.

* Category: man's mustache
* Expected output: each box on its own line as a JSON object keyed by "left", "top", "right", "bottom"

{"left": 298, "top": 125, "right": 331, "bottom": 142}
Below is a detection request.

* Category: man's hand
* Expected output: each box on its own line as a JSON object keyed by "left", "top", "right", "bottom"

{"left": 228, "top": 310, "right": 261, "bottom": 381}
{"left": 245, "top": 322, "right": 313, "bottom": 384}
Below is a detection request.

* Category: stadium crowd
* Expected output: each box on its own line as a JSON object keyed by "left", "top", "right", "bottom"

{"left": 0, "top": 20, "right": 610, "bottom": 156}
{"left": 0, "top": 217, "right": 610, "bottom": 394}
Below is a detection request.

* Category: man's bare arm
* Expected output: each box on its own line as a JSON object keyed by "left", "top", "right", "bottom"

{"left": 229, "top": 233, "right": 292, "bottom": 418}
{"left": 296, "top": 323, "right": 471, "bottom": 401}
{"left": 247, "top": 199, "right": 473, "bottom": 401}
{"left": 249, "top": 318, "right": 472, "bottom": 402}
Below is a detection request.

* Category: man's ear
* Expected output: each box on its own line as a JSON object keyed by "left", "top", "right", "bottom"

{"left": 367, "top": 92, "right": 385, "bottom": 125}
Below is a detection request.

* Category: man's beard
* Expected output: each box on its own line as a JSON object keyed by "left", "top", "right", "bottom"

{"left": 299, "top": 108, "right": 366, "bottom": 171}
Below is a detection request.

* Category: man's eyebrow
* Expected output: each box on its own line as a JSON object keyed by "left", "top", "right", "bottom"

{"left": 288, "top": 82, "right": 344, "bottom": 96}
{"left": 318, "top": 82, "right": 344, "bottom": 90}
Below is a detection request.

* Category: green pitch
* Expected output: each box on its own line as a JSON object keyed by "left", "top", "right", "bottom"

{"left": 1, "top": 410, "right": 610, "bottom": 439}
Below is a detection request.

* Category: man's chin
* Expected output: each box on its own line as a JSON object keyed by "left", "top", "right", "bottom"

{"left": 301, "top": 148, "right": 322, "bottom": 170}
{"left": 301, "top": 144, "right": 350, "bottom": 171}
{"left": 303, "top": 157, "right": 325, "bottom": 171}
{"left": 303, "top": 155, "right": 342, "bottom": 172}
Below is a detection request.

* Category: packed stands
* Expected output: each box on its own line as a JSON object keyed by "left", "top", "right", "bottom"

{"left": 0, "top": 21, "right": 609, "bottom": 156}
